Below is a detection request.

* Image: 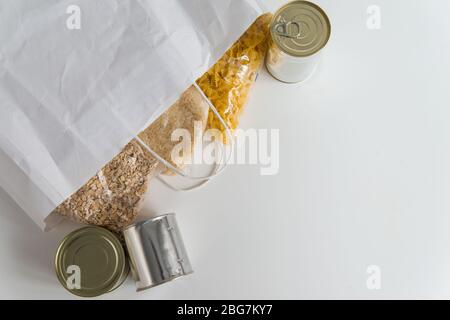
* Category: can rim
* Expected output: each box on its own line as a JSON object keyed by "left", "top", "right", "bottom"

{"left": 123, "top": 213, "right": 175, "bottom": 231}
{"left": 55, "top": 226, "right": 128, "bottom": 298}
{"left": 270, "top": 0, "right": 331, "bottom": 58}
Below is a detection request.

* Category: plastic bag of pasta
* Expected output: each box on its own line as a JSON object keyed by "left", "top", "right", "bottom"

{"left": 197, "top": 13, "right": 272, "bottom": 135}
{"left": 55, "top": 13, "right": 272, "bottom": 232}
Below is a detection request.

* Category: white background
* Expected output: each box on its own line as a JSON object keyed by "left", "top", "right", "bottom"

{"left": 1, "top": 0, "right": 450, "bottom": 299}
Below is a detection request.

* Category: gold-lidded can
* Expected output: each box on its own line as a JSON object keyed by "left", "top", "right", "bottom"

{"left": 266, "top": 1, "right": 331, "bottom": 83}
{"left": 55, "top": 226, "right": 129, "bottom": 298}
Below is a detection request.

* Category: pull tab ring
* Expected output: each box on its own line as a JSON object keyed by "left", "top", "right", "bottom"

{"left": 274, "top": 21, "right": 301, "bottom": 39}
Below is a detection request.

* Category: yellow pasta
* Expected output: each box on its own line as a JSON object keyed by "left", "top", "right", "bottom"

{"left": 196, "top": 13, "right": 272, "bottom": 136}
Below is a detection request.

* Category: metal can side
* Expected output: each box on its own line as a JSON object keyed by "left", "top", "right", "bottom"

{"left": 123, "top": 213, "right": 193, "bottom": 292}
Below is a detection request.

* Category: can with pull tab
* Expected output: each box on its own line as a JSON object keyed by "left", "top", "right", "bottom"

{"left": 266, "top": 1, "right": 331, "bottom": 83}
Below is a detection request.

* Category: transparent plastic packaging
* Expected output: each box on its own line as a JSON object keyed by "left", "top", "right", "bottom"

{"left": 197, "top": 13, "right": 272, "bottom": 134}
{"left": 56, "top": 14, "right": 272, "bottom": 231}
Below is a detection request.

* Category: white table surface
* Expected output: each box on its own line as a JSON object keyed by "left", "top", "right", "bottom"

{"left": 1, "top": 0, "right": 450, "bottom": 299}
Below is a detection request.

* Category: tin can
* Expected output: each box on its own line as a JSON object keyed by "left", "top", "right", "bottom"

{"left": 55, "top": 226, "right": 129, "bottom": 297}
{"left": 123, "top": 213, "right": 193, "bottom": 291}
{"left": 265, "top": 1, "right": 331, "bottom": 83}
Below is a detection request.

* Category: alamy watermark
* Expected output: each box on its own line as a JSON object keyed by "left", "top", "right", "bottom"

{"left": 170, "top": 122, "right": 280, "bottom": 176}
{"left": 367, "top": 5, "right": 381, "bottom": 30}
{"left": 66, "top": 5, "right": 81, "bottom": 30}
{"left": 66, "top": 265, "right": 81, "bottom": 290}
{"left": 366, "top": 265, "right": 381, "bottom": 290}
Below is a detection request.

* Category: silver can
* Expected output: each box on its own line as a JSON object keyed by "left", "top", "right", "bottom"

{"left": 266, "top": 1, "right": 331, "bottom": 83}
{"left": 123, "top": 214, "right": 193, "bottom": 291}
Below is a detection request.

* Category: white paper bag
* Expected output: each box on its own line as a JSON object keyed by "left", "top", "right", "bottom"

{"left": 0, "top": 0, "right": 265, "bottom": 229}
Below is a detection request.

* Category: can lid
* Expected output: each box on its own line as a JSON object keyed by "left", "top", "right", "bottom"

{"left": 55, "top": 226, "right": 127, "bottom": 297}
{"left": 271, "top": 1, "right": 331, "bottom": 57}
